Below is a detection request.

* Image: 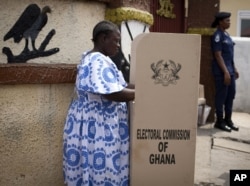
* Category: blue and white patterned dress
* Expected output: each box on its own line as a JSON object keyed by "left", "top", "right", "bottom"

{"left": 63, "top": 52, "right": 129, "bottom": 186}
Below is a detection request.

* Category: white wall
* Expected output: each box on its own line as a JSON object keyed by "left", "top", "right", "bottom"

{"left": 232, "top": 37, "right": 250, "bottom": 113}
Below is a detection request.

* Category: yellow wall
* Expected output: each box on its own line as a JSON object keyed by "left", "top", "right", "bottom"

{"left": 0, "top": 84, "right": 74, "bottom": 186}
{"left": 220, "top": 0, "right": 250, "bottom": 36}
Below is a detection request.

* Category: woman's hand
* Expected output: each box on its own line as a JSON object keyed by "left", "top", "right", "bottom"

{"left": 224, "top": 71, "right": 231, "bottom": 85}
{"left": 234, "top": 68, "right": 239, "bottom": 80}
{"left": 103, "top": 88, "right": 135, "bottom": 102}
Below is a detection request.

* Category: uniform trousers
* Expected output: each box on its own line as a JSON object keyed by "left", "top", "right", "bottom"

{"left": 214, "top": 75, "right": 236, "bottom": 119}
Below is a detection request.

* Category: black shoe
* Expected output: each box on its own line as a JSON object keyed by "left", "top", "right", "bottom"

{"left": 224, "top": 119, "right": 239, "bottom": 131}
{"left": 214, "top": 121, "right": 231, "bottom": 132}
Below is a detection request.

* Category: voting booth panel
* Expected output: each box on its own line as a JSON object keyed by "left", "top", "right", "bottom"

{"left": 129, "top": 33, "right": 201, "bottom": 186}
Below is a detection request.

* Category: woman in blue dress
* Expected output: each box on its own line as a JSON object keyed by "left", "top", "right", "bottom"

{"left": 211, "top": 12, "right": 239, "bottom": 132}
{"left": 63, "top": 21, "right": 135, "bottom": 186}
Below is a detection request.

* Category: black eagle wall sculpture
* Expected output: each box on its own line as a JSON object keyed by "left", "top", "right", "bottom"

{"left": 2, "top": 3, "right": 59, "bottom": 63}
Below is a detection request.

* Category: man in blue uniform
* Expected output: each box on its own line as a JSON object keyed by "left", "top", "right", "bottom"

{"left": 211, "top": 12, "right": 239, "bottom": 132}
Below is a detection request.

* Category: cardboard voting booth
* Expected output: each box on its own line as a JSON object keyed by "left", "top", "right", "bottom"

{"left": 129, "top": 33, "right": 201, "bottom": 185}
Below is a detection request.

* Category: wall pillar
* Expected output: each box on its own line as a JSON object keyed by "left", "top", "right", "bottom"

{"left": 188, "top": 0, "right": 219, "bottom": 122}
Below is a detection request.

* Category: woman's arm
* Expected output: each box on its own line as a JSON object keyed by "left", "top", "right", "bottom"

{"left": 233, "top": 64, "right": 239, "bottom": 80}
{"left": 103, "top": 88, "right": 135, "bottom": 102}
{"left": 214, "top": 51, "right": 231, "bottom": 85}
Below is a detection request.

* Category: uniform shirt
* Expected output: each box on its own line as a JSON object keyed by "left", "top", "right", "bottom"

{"left": 211, "top": 28, "right": 235, "bottom": 76}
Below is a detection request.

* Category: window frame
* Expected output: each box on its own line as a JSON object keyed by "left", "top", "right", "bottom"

{"left": 237, "top": 10, "right": 250, "bottom": 37}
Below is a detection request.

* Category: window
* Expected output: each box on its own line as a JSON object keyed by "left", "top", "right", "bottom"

{"left": 237, "top": 10, "right": 250, "bottom": 37}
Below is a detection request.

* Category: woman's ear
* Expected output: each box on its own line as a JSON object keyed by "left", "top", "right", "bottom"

{"left": 99, "top": 33, "right": 107, "bottom": 42}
